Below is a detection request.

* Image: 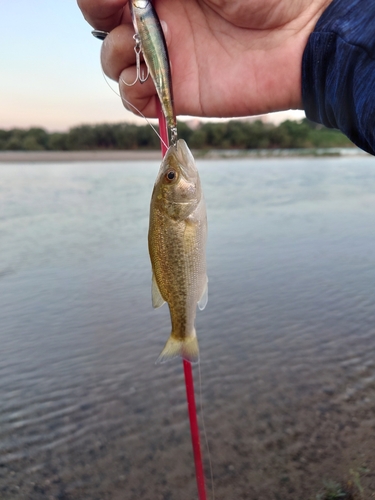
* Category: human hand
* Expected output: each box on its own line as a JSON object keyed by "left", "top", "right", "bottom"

{"left": 78, "top": 0, "right": 332, "bottom": 119}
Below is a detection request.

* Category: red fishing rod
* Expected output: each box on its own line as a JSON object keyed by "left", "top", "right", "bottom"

{"left": 92, "top": 13, "right": 208, "bottom": 500}
{"left": 156, "top": 103, "right": 208, "bottom": 500}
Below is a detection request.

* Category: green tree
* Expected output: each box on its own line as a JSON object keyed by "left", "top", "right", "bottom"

{"left": 115, "top": 124, "right": 139, "bottom": 149}
{"left": 226, "top": 120, "right": 249, "bottom": 148}
{"left": 189, "top": 128, "right": 207, "bottom": 149}
{"left": 244, "top": 120, "right": 271, "bottom": 149}
{"left": 22, "top": 128, "right": 49, "bottom": 150}
{"left": 177, "top": 121, "right": 193, "bottom": 143}
{"left": 0, "top": 119, "right": 353, "bottom": 151}
{"left": 3, "top": 129, "right": 26, "bottom": 150}
{"left": 66, "top": 125, "right": 97, "bottom": 150}
{"left": 202, "top": 122, "right": 227, "bottom": 147}
{"left": 48, "top": 132, "right": 68, "bottom": 150}
{"left": 0, "top": 130, "right": 12, "bottom": 150}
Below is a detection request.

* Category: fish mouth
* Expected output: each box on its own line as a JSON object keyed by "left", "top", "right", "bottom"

{"left": 169, "top": 140, "right": 197, "bottom": 181}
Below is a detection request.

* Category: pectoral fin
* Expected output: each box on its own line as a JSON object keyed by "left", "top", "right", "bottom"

{"left": 198, "top": 278, "right": 208, "bottom": 311}
{"left": 152, "top": 273, "right": 165, "bottom": 309}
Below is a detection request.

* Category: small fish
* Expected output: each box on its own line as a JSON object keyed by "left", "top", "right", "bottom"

{"left": 148, "top": 139, "right": 208, "bottom": 363}
{"left": 130, "top": 0, "right": 177, "bottom": 141}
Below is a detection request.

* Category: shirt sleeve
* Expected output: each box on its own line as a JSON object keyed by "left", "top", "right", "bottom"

{"left": 302, "top": 0, "right": 375, "bottom": 155}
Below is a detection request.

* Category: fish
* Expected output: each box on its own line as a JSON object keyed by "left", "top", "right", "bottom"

{"left": 148, "top": 139, "right": 208, "bottom": 363}
{"left": 130, "top": 0, "right": 177, "bottom": 140}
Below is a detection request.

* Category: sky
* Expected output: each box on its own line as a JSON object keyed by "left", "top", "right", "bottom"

{"left": 1, "top": 0, "right": 305, "bottom": 132}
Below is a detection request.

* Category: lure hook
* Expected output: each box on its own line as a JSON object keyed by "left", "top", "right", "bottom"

{"left": 122, "top": 34, "right": 150, "bottom": 87}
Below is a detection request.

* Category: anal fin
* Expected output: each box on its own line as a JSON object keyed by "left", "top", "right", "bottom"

{"left": 152, "top": 273, "right": 166, "bottom": 309}
{"left": 198, "top": 277, "right": 208, "bottom": 311}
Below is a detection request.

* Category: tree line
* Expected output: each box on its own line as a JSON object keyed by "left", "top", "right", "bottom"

{"left": 0, "top": 118, "right": 352, "bottom": 151}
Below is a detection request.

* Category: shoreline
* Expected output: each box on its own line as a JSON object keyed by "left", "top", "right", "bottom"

{"left": 0, "top": 147, "right": 367, "bottom": 163}
{"left": 0, "top": 150, "right": 163, "bottom": 163}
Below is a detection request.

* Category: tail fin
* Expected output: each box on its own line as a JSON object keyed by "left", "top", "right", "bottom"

{"left": 156, "top": 332, "right": 199, "bottom": 364}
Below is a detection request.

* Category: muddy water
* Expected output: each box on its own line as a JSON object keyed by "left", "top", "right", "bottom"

{"left": 1, "top": 157, "right": 375, "bottom": 499}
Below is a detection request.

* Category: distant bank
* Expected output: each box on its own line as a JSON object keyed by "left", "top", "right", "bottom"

{"left": 0, "top": 147, "right": 368, "bottom": 163}
{"left": 0, "top": 119, "right": 354, "bottom": 153}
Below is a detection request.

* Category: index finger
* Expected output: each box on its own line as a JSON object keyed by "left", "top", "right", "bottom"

{"left": 77, "top": 0, "right": 131, "bottom": 31}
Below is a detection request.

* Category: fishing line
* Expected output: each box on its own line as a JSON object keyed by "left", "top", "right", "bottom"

{"left": 100, "top": 69, "right": 169, "bottom": 152}
{"left": 198, "top": 361, "right": 216, "bottom": 500}
{"left": 102, "top": 62, "right": 212, "bottom": 499}
{"left": 96, "top": 21, "right": 210, "bottom": 500}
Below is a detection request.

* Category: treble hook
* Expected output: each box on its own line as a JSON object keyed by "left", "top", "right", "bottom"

{"left": 122, "top": 34, "right": 150, "bottom": 86}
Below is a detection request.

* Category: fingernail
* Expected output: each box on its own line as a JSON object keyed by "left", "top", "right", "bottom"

{"left": 92, "top": 30, "right": 109, "bottom": 41}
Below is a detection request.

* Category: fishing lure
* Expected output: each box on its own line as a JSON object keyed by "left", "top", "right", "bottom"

{"left": 127, "top": 0, "right": 178, "bottom": 144}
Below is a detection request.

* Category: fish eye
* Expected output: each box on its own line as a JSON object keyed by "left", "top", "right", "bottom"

{"left": 165, "top": 169, "right": 177, "bottom": 182}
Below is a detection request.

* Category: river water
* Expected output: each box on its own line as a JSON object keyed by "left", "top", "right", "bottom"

{"left": 1, "top": 156, "right": 375, "bottom": 499}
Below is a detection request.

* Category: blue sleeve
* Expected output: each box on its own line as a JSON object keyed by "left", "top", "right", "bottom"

{"left": 302, "top": 0, "right": 375, "bottom": 155}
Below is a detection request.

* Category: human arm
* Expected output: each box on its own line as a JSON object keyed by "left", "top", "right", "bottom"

{"left": 303, "top": 0, "right": 375, "bottom": 155}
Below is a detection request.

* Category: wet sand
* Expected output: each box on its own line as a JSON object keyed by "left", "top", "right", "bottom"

{"left": 0, "top": 147, "right": 367, "bottom": 163}
{"left": 0, "top": 150, "right": 163, "bottom": 163}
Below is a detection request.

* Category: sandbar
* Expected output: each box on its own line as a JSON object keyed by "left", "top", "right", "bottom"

{"left": 0, "top": 150, "right": 163, "bottom": 163}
